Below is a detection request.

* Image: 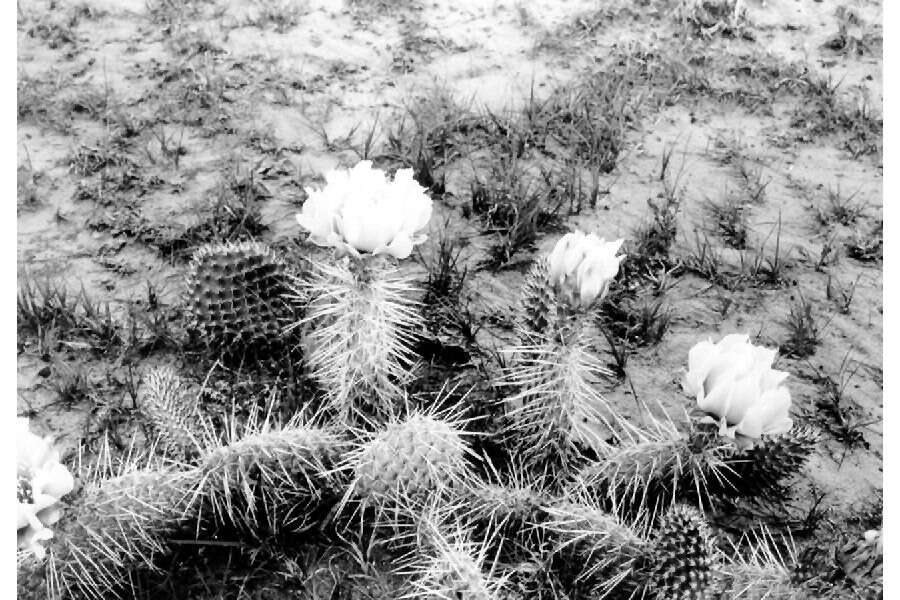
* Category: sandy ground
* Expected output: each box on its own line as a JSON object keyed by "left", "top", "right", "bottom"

{"left": 17, "top": 0, "right": 883, "bottom": 596}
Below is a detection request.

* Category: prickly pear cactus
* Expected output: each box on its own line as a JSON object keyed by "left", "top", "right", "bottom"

{"left": 642, "top": 505, "right": 715, "bottom": 600}
{"left": 139, "top": 366, "right": 202, "bottom": 456}
{"left": 185, "top": 241, "right": 295, "bottom": 355}
{"left": 350, "top": 413, "right": 470, "bottom": 502}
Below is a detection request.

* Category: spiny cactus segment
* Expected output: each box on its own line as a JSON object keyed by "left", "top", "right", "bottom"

{"left": 343, "top": 409, "right": 473, "bottom": 511}
{"left": 405, "top": 515, "right": 505, "bottom": 600}
{"left": 640, "top": 504, "right": 715, "bottom": 600}
{"left": 46, "top": 468, "right": 195, "bottom": 600}
{"left": 138, "top": 365, "right": 204, "bottom": 457}
{"left": 186, "top": 241, "right": 296, "bottom": 356}
{"left": 191, "top": 413, "right": 346, "bottom": 537}
{"left": 716, "top": 425, "right": 819, "bottom": 500}
{"left": 297, "top": 258, "right": 420, "bottom": 421}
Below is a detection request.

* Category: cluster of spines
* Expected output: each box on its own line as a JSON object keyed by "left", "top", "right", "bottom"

{"left": 295, "top": 258, "right": 420, "bottom": 420}
{"left": 541, "top": 491, "right": 645, "bottom": 593}
{"left": 138, "top": 365, "right": 203, "bottom": 457}
{"left": 463, "top": 461, "right": 550, "bottom": 551}
{"left": 576, "top": 419, "right": 732, "bottom": 521}
{"left": 715, "top": 528, "right": 807, "bottom": 599}
{"left": 499, "top": 333, "right": 643, "bottom": 477}
{"left": 186, "top": 241, "right": 295, "bottom": 355}
{"left": 27, "top": 416, "right": 346, "bottom": 599}
{"left": 576, "top": 421, "right": 820, "bottom": 523}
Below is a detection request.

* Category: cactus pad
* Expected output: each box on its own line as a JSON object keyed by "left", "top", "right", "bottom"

{"left": 350, "top": 413, "right": 470, "bottom": 502}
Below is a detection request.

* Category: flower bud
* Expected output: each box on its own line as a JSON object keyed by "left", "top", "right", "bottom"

{"left": 547, "top": 231, "right": 624, "bottom": 308}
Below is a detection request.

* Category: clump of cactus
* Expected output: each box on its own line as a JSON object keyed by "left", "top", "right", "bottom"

{"left": 292, "top": 161, "right": 433, "bottom": 421}
{"left": 576, "top": 417, "right": 817, "bottom": 523}
{"left": 297, "top": 257, "right": 422, "bottom": 420}
{"left": 185, "top": 240, "right": 296, "bottom": 357}
{"left": 46, "top": 468, "right": 194, "bottom": 600}
{"left": 26, "top": 437, "right": 195, "bottom": 600}
{"left": 19, "top": 156, "right": 848, "bottom": 600}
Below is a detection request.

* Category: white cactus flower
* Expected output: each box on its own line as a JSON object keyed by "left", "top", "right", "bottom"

{"left": 547, "top": 231, "right": 625, "bottom": 309}
{"left": 17, "top": 418, "right": 74, "bottom": 559}
{"left": 683, "top": 334, "right": 793, "bottom": 444}
{"left": 296, "top": 161, "right": 432, "bottom": 259}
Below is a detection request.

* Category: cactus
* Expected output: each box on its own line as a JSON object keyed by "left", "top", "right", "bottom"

{"left": 499, "top": 330, "right": 643, "bottom": 477}
{"left": 500, "top": 251, "right": 642, "bottom": 477}
{"left": 185, "top": 241, "right": 295, "bottom": 356}
{"left": 714, "top": 426, "right": 819, "bottom": 500}
{"left": 191, "top": 412, "right": 346, "bottom": 537}
{"left": 342, "top": 408, "right": 473, "bottom": 512}
{"left": 407, "top": 515, "right": 506, "bottom": 600}
{"left": 138, "top": 365, "right": 204, "bottom": 457}
{"left": 715, "top": 528, "right": 807, "bottom": 599}
{"left": 519, "top": 258, "right": 561, "bottom": 337}
{"left": 640, "top": 505, "right": 715, "bottom": 600}
{"left": 465, "top": 462, "right": 549, "bottom": 548}
{"left": 577, "top": 422, "right": 820, "bottom": 523}
{"left": 541, "top": 493, "right": 645, "bottom": 591}
{"left": 45, "top": 468, "right": 194, "bottom": 600}
{"left": 296, "top": 257, "right": 420, "bottom": 420}
{"left": 577, "top": 420, "right": 733, "bottom": 521}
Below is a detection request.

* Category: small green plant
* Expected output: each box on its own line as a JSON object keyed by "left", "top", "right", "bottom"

{"left": 468, "top": 157, "right": 565, "bottom": 270}
{"left": 826, "top": 274, "right": 860, "bottom": 314}
{"left": 706, "top": 192, "right": 749, "bottom": 249}
{"left": 734, "top": 158, "right": 771, "bottom": 205}
{"left": 781, "top": 294, "right": 820, "bottom": 359}
{"left": 742, "top": 214, "right": 791, "bottom": 286}
{"left": 807, "top": 353, "right": 874, "bottom": 451}
{"left": 632, "top": 192, "right": 681, "bottom": 270}
{"left": 17, "top": 278, "right": 123, "bottom": 355}
{"left": 815, "top": 184, "right": 868, "bottom": 226}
